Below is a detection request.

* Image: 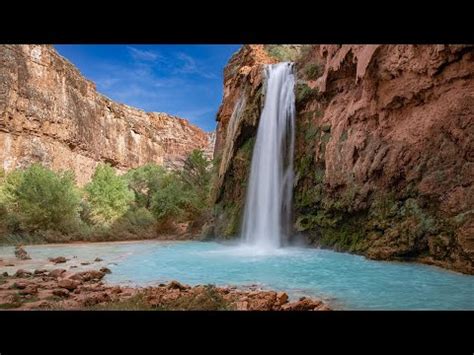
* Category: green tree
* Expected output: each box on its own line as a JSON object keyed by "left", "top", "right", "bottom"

{"left": 123, "top": 163, "right": 166, "bottom": 209}
{"left": 6, "top": 164, "right": 81, "bottom": 233}
{"left": 179, "top": 149, "right": 212, "bottom": 217}
{"left": 150, "top": 171, "right": 190, "bottom": 224}
{"left": 85, "top": 164, "right": 134, "bottom": 226}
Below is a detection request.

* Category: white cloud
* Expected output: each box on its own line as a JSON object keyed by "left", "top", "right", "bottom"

{"left": 127, "top": 46, "right": 160, "bottom": 62}
{"left": 175, "top": 52, "right": 217, "bottom": 79}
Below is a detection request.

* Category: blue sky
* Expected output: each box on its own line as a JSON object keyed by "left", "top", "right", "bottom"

{"left": 54, "top": 45, "right": 241, "bottom": 132}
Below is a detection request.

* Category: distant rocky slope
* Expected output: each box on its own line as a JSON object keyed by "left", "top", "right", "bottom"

{"left": 212, "top": 44, "right": 474, "bottom": 274}
{"left": 0, "top": 45, "right": 213, "bottom": 185}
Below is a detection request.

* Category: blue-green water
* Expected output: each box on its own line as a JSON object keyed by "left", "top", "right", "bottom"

{"left": 1, "top": 240, "right": 472, "bottom": 310}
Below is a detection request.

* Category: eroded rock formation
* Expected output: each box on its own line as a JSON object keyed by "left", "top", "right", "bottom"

{"left": 0, "top": 45, "right": 212, "bottom": 185}
{"left": 213, "top": 44, "right": 474, "bottom": 274}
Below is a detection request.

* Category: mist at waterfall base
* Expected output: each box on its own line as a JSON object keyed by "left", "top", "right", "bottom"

{"left": 240, "top": 62, "right": 296, "bottom": 252}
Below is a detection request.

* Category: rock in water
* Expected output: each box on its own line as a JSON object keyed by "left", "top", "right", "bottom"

{"left": 167, "top": 280, "right": 187, "bottom": 290}
{"left": 14, "top": 246, "right": 31, "bottom": 260}
{"left": 99, "top": 267, "right": 111, "bottom": 274}
{"left": 49, "top": 256, "right": 68, "bottom": 264}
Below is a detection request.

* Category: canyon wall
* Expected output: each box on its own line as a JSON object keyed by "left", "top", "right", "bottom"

{"left": 213, "top": 44, "right": 474, "bottom": 274}
{"left": 0, "top": 45, "right": 212, "bottom": 185}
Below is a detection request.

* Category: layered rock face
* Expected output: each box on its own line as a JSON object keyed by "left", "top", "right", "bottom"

{"left": 213, "top": 44, "right": 474, "bottom": 274}
{"left": 0, "top": 45, "right": 212, "bottom": 185}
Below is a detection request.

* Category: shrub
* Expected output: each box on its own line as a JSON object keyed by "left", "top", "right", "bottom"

{"left": 85, "top": 164, "right": 134, "bottom": 226}
{"left": 264, "top": 45, "right": 307, "bottom": 62}
{"left": 179, "top": 149, "right": 212, "bottom": 216}
{"left": 304, "top": 63, "right": 323, "bottom": 80}
{"left": 124, "top": 207, "right": 155, "bottom": 228}
{"left": 5, "top": 164, "right": 81, "bottom": 233}
{"left": 150, "top": 172, "right": 190, "bottom": 224}
{"left": 295, "top": 82, "right": 319, "bottom": 105}
{"left": 123, "top": 163, "right": 167, "bottom": 209}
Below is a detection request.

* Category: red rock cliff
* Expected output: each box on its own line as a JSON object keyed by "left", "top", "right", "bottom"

{"left": 213, "top": 44, "right": 474, "bottom": 274}
{"left": 0, "top": 45, "right": 212, "bottom": 185}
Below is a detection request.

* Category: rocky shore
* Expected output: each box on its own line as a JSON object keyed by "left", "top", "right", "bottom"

{"left": 0, "top": 265, "right": 330, "bottom": 311}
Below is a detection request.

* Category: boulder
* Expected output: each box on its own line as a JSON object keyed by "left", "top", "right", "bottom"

{"left": 23, "top": 300, "right": 52, "bottom": 310}
{"left": 34, "top": 269, "right": 48, "bottom": 275}
{"left": 2, "top": 272, "right": 8, "bottom": 277}
{"left": 81, "top": 292, "right": 111, "bottom": 306}
{"left": 14, "top": 246, "right": 31, "bottom": 260}
{"left": 315, "top": 304, "right": 331, "bottom": 311}
{"left": 58, "top": 279, "right": 80, "bottom": 291}
{"left": 52, "top": 288, "right": 70, "bottom": 298}
{"left": 94, "top": 258, "right": 103, "bottom": 262}
{"left": 167, "top": 280, "right": 187, "bottom": 290}
{"left": 11, "top": 281, "right": 28, "bottom": 289}
{"left": 282, "top": 298, "right": 323, "bottom": 311}
{"left": 49, "top": 256, "right": 68, "bottom": 264}
{"left": 99, "top": 267, "right": 111, "bottom": 274}
{"left": 70, "top": 270, "right": 105, "bottom": 282}
{"left": 235, "top": 301, "right": 249, "bottom": 310}
{"left": 80, "top": 262, "right": 90, "bottom": 266}
{"left": 48, "top": 269, "right": 67, "bottom": 278}
{"left": 14, "top": 269, "right": 32, "bottom": 278}
{"left": 19, "top": 285, "right": 38, "bottom": 295}
{"left": 276, "top": 292, "right": 289, "bottom": 306}
{"left": 110, "top": 287, "right": 122, "bottom": 294}
{"left": 2, "top": 294, "right": 21, "bottom": 308}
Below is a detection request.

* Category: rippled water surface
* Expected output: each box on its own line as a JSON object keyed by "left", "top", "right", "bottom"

{"left": 1, "top": 240, "right": 472, "bottom": 310}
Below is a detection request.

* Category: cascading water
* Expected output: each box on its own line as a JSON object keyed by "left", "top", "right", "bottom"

{"left": 241, "top": 62, "right": 296, "bottom": 250}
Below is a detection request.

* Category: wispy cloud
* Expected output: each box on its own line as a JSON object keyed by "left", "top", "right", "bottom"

{"left": 175, "top": 52, "right": 217, "bottom": 79}
{"left": 127, "top": 46, "right": 160, "bottom": 62}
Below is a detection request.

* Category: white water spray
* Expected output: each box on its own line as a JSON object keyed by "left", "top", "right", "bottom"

{"left": 241, "top": 62, "right": 296, "bottom": 250}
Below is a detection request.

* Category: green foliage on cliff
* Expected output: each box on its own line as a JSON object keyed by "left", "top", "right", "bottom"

{"left": 296, "top": 83, "right": 319, "bottom": 106}
{"left": 213, "top": 136, "right": 256, "bottom": 238}
{"left": 304, "top": 63, "right": 324, "bottom": 80}
{"left": 264, "top": 45, "right": 307, "bottom": 62}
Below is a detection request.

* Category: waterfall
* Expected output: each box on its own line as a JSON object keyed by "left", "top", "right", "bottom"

{"left": 241, "top": 62, "right": 296, "bottom": 250}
